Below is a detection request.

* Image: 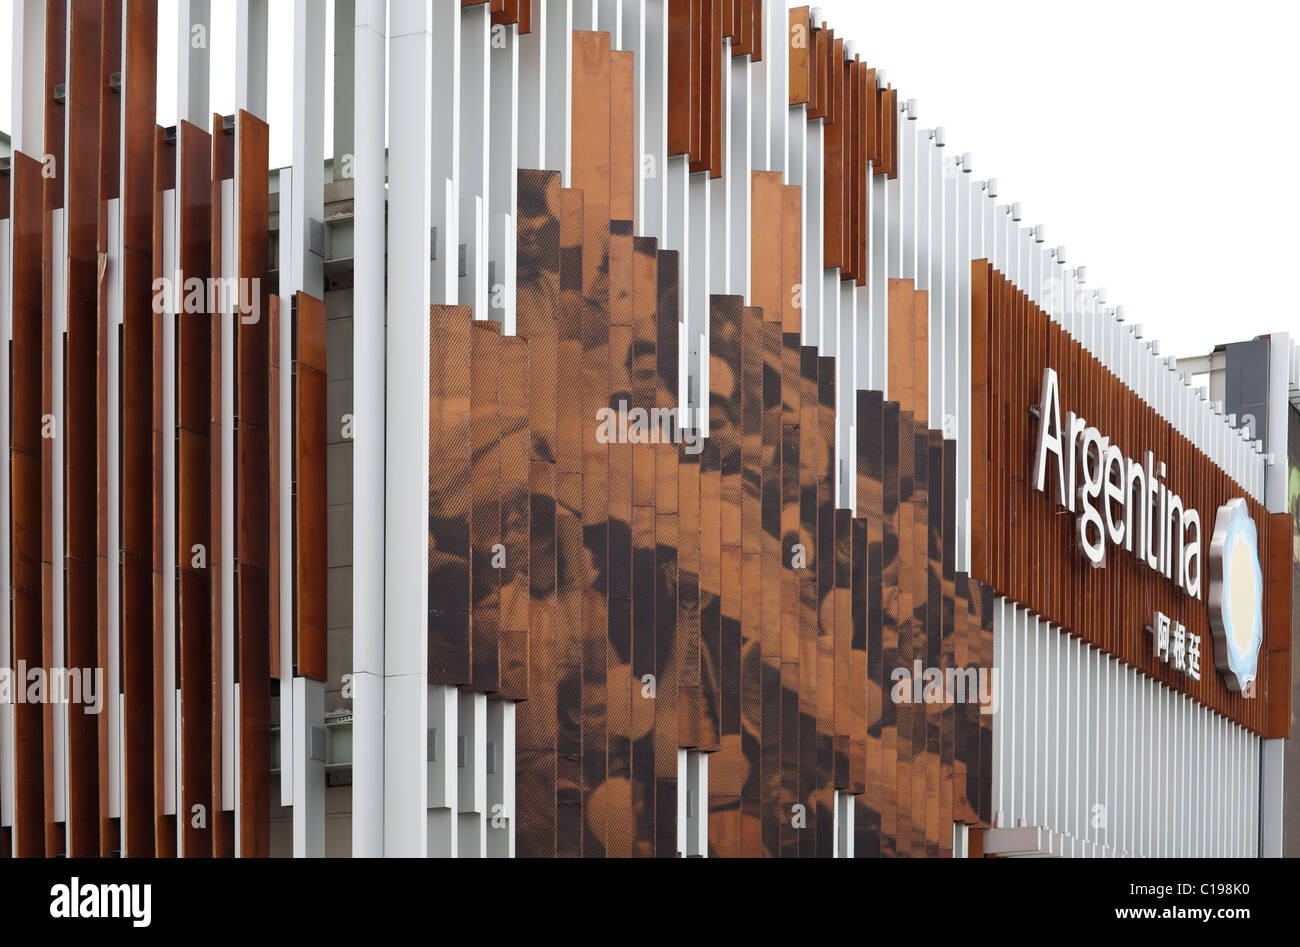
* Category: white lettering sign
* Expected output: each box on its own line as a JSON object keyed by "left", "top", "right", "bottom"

{"left": 1032, "top": 367, "right": 1201, "bottom": 598}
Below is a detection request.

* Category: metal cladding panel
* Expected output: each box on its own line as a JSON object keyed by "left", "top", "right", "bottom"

{"left": 10, "top": 152, "right": 46, "bottom": 857}
{"left": 429, "top": 306, "right": 473, "bottom": 684}
{"left": 209, "top": 114, "right": 235, "bottom": 861}
{"left": 63, "top": 0, "right": 106, "bottom": 857}
{"left": 708, "top": 294, "right": 743, "bottom": 856}
{"left": 471, "top": 320, "right": 503, "bottom": 694}
{"left": 151, "top": 125, "right": 176, "bottom": 857}
{"left": 876, "top": 400, "right": 899, "bottom": 856}
{"left": 293, "top": 293, "right": 328, "bottom": 682}
{"left": 499, "top": 335, "right": 532, "bottom": 701}
{"left": 234, "top": 110, "right": 271, "bottom": 858}
{"left": 968, "top": 259, "right": 1274, "bottom": 734}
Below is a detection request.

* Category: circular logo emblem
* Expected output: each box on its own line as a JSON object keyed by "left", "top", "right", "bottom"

{"left": 1207, "top": 498, "right": 1263, "bottom": 693}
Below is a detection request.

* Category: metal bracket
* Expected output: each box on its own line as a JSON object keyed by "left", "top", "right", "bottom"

{"left": 309, "top": 726, "right": 327, "bottom": 762}
{"left": 308, "top": 217, "right": 326, "bottom": 258}
{"left": 458, "top": 244, "right": 468, "bottom": 278}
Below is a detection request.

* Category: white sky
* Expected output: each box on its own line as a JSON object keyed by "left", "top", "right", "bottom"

{"left": 819, "top": 0, "right": 1300, "bottom": 359}
{"left": 3, "top": 0, "right": 1296, "bottom": 359}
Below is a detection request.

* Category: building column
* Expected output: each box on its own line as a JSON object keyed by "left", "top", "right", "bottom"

{"left": 350, "top": 0, "right": 386, "bottom": 859}
{"left": 384, "top": 0, "right": 433, "bottom": 858}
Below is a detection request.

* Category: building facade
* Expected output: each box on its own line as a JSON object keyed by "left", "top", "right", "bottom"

{"left": 0, "top": 0, "right": 1293, "bottom": 858}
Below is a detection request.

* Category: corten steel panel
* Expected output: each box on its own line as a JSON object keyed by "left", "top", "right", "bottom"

{"left": 852, "top": 392, "right": 883, "bottom": 853}
{"left": 666, "top": 0, "right": 692, "bottom": 157}
{"left": 893, "top": 410, "right": 913, "bottom": 857}
{"left": 884, "top": 88, "right": 899, "bottom": 180}
{"left": 429, "top": 305, "right": 472, "bottom": 684}
{"left": 852, "top": 443, "right": 871, "bottom": 855}
{"left": 552, "top": 208, "right": 588, "bottom": 852}
{"left": 514, "top": 168, "right": 560, "bottom": 855}
{"left": 1265, "top": 514, "right": 1292, "bottom": 738}
{"left": 10, "top": 153, "right": 47, "bottom": 857}
{"left": 913, "top": 290, "right": 929, "bottom": 422}
{"left": 832, "top": 506, "right": 851, "bottom": 793}
{"left": 751, "top": 172, "right": 784, "bottom": 325}
{"left": 687, "top": 0, "right": 702, "bottom": 167}
{"left": 470, "top": 320, "right": 503, "bottom": 693}
{"left": 652, "top": 250, "right": 679, "bottom": 858}
{"left": 781, "top": 185, "right": 801, "bottom": 338}
{"left": 739, "top": 304, "right": 763, "bottom": 856}
{"left": 556, "top": 188, "right": 584, "bottom": 475}
{"left": 976, "top": 581, "right": 993, "bottom": 826}
{"left": 42, "top": 0, "right": 66, "bottom": 212}
{"left": 235, "top": 110, "right": 271, "bottom": 857}
{"left": 604, "top": 593, "right": 633, "bottom": 857}
{"left": 610, "top": 52, "right": 635, "bottom": 223}
{"left": 759, "top": 318, "right": 782, "bottom": 856}
{"left": 730, "top": 0, "right": 749, "bottom": 56}
{"left": 268, "top": 291, "right": 281, "bottom": 684}
{"left": 630, "top": 238, "right": 659, "bottom": 510}
{"left": 951, "top": 572, "right": 977, "bottom": 825}
{"left": 654, "top": 251, "right": 679, "bottom": 516}
{"left": 697, "top": 329, "right": 723, "bottom": 761}
{"left": 152, "top": 125, "right": 178, "bottom": 857}
{"left": 804, "top": 19, "right": 818, "bottom": 116}
{"left": 63, "top": 0, "right": 106, "bottom": 857}
{"left": 778, "top": 420, "right": 799, "bottom": 857}
{"left": 707, "top": 295, "right": 742, "bottom": 856}
{"left": 610, "top": 50, "right": 636, "bottom": 225}
{"left": 822, "top": 45, "right": 843, "bottom": 270}
{"left": 843, "top": 59, "right": 859, "bottom": 283}
{"left": 176, "top": 119, "right": 212, "bottom": 854}
{"left": 499, "top": 335, "right": 531, "bottom": 701}
{"left": 209, "top": 115, "right": 235, "bottom": 859}
{"left": 39, "top": 0, "right": 73, "bottom": 859}
{"left": 709, "top": 0, "right": 724, "bottom": 178}
{"left": 939, "top": 437, "right": 956, "bottom": 855}
{"left": 117, "top": 24, "right": 158, "bottom": 849}
{"left": 887, "top": 279, "right": 914, "bottom": 417}
{"left": 516, "top": 170, "right": 560, "bottom": 465}
{"left": 606, "top": 311, "right": 634, "bottom": 854}
{"left": 654, "top": 508, "right": 679, "bottom": 858}
{"left": 572, "top": 31, "right": 610, "bottom": 211}
{"left": 629, "top": 249, "right": 660, "bottom": 856}
{"left": 925, "top": 431, "right": 943, "bottom": 857}
{"left": 878, "top": 399, "right": 899, "bottom": 856}
{"left": 779, "top": 403, "right": 801, "bottom": 841}
{"left": 677, "top": 437, "right": 702, "bottom": 752}
{"left": 630, "top": 497, "right": 656, "bottom": 855}
{"left": 797, "top": 345, "right": 818, "bottom": 857}
{"left": 517, "top": 459, "right": 557, "bottom": 857}
{"left": 859, "top": 64, "right": 873, "bottom": 280}
{"left": 489, "top": 0, "right": 527, "bottom": 29}
{"left": 580, "top": 208, "right": 611, "bottom": 858}
{"left": 969, "top": 260, "right": 1271, "bottom": 733}
{"left": 815, "top": 357, "right": 835, "bottom": 857}
{"left": 293, "top": 293, "right": 328, "bottom": 682}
